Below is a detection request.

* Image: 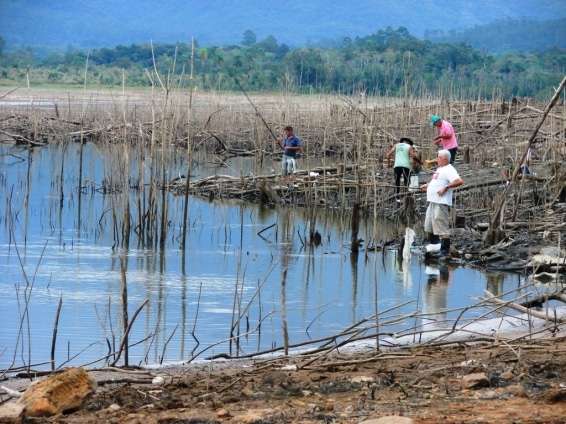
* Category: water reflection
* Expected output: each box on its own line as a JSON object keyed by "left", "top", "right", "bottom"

{"left": 0, "top": 142, "right": 523, "bottom": 369}
{"left": 486, "top": 272, "right": 505, "bottom": 297}
{"left": 424, "top": 263, "right": 451, "bottom": 326}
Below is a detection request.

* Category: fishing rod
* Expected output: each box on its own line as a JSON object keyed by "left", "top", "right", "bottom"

{"left": 233, "top": 77, "right": 283, "bottom": 150}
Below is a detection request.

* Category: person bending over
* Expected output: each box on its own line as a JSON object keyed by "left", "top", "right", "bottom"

{"left": 386, "top": 137, "right": 416, "bottom": 202}
{"left": 431, "top": 115, "right": 458, "bottom": 164}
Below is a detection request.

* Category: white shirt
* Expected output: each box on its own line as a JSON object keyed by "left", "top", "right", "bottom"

{"left": 427, "top": 164, "right": 460, "bottom": 206}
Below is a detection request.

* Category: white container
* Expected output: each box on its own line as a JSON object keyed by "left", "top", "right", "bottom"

{"left": 409, "top": 174, "right": 419, "bottom": 191}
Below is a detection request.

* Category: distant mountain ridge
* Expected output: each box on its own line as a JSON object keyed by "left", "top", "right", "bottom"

{"left": 426, "top": 17, "right": 566, "bottom": 53}
{"left": 1, "top": 0, "right": 565, "bottom": 49}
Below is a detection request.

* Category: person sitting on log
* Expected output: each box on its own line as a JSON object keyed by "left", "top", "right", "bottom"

{"left": 420, "top": 150, "right": 464, "bottom": 257}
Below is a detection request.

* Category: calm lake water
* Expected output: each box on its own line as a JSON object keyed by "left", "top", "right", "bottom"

{"left": 0, "top": 142, "right": 521, "bottom": 370}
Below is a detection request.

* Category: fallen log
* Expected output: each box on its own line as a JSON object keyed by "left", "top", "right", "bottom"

{"left": 519, "top": 291, "right": 566, "bottom": 308}
{"left": 484, "top": 291, "right": 566, "bottom": 324}
{"left": 0, "top": 129, "right": 47, "bottom": 147}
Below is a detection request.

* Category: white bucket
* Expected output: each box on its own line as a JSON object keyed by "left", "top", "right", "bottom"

{"left": 409, "top": 174, "right": 419, "bottom": 191}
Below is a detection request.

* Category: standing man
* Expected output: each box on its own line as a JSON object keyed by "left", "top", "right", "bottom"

{"left": 386, "top": 137, "right": 416, "bottom": 201}
{"left": 420, "top": 150, "right": 464, "bottom": 257}
{"left": 431, "top": 115, "right": 458, "bottom": 164}
{"left": 279, "top": 126, "right": 302, "bottom": 177}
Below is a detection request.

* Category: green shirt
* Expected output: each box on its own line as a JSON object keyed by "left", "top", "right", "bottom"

{"left": 394, "top": 142, "right": 411, "bottom": 168}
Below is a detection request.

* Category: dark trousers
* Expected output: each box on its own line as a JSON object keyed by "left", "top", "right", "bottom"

{"left": 394, "top": 166, "right": 410, "bottom": 195}
{"left": 449, "top": 148, "right": 458, "bottom": 164}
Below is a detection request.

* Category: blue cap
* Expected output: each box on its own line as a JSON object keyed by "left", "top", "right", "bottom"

{"left": 431, "top": 115, "right": 441, "bottom": 125}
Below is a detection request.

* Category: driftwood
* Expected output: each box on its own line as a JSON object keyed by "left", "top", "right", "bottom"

{"left": 519, "top": 291, "right": 566, "bottom": 308}
{"left": 484, "top": 291, "right": 566, "bottom": 324}
{"left": 0, "top": 129, "right": 47, "bottom": 147}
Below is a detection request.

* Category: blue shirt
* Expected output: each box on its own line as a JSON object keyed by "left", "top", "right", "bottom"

{"left": 283, "top": 136, "right": 301, "bottom": 158}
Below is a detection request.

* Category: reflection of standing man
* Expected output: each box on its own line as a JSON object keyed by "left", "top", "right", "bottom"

{"left": 420, "top": 150, "right": 464, "bottom": 257}
{"left": 279, "top": 126, "right": 302, "bottom": 177}
{"left": 424, "top": 263, "right": 450, "bottom": 325}
{"left": 431, "top": 115, "right": 458, "bottom": 164}
{"left": 486, "top": 272, "right": 504, "bottom": 297}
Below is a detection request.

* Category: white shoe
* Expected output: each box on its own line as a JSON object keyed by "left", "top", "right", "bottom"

{"left": 425, "top": 243, "right": 441, "bottom": 253}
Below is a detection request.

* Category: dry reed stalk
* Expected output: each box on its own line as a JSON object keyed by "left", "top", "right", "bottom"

{"left": 50, "top": 295, "right": 63, "bottom": 371}
{"left": 181, "top": 38, "right": 195, "bottom": 252}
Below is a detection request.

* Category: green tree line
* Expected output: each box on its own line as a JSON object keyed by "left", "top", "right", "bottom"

{"left": 0, "top": 28, "right": 564, "bottom": 99}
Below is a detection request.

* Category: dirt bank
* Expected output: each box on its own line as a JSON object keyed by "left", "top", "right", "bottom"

{"left": 10, "top": 338, "right": 564, "bottom": 423}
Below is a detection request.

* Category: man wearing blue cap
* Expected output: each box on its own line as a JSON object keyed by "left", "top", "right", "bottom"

{"left": 431, "top": 115, "right": 458, "bottom": 164}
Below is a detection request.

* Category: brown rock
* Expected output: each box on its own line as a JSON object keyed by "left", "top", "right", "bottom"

{"left": 235, "top": 408, "right": 275, "bottom": 424}
{"left": 261, "top": 371, "right": 286, "bottom": 386}
{"left": 360, "top": 417, "right": 414, "bottom": 424}
{"left": 20, "top": 368, "right": 96, "bottom": 417}
{"left": 216, "top": 408, "right": 231, "bottom": 418}
{"left": 505, "top": 384, "right": 527, "bottom": 397}
{"left": 241, "top": 386, "right": 254, "bottom": 397}
{"left": 477, "top": 389, "right": 499, "bottom": 400}
{"left": 461, "top": 372, "right": 489, "bottom": 389}
{"left": 323, "top": 400, "right": 335, "bottom": 411}
{"left": 0, "top": 401, "right": 24, "bottom": 424}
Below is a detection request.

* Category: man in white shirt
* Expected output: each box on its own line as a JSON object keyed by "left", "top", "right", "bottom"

{"left": 420, "top": 150, "right": 464, "bottom": 257}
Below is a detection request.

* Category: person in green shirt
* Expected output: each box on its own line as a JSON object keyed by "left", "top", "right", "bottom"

{"left": 386, "top": 137, "right": 416, "bottom": 202}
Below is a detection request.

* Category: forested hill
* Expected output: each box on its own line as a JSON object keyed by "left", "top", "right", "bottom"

{"left": 1, "top": 27, "right": 564, "bottom": 100}
{"left": 0, "top": 0, "right": 565, "bottom": 48}
{"left": 426, "top": 18, "right": 566, "bottom": 53}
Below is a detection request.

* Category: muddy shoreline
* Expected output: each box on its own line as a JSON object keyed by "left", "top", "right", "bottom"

{"left": 3, "top": 338, "right": 566, "bottom": 423}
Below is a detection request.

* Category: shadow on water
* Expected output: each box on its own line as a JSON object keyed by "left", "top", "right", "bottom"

{"left": 0, "top": 142, "right": 524, "bottom": 369}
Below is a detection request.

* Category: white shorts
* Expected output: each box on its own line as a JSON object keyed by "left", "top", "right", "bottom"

{"left": 424, "top": 203, "right": 451, "bottom": 237}
{"left": 281, "top": 156, "right": 296, "bottom": 176}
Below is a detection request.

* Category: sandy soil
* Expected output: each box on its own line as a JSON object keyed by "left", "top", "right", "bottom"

{"left": 14, "top": 338, "right": 565, "bottom": 423}
{"left": 0, "top": 86, "right": 409, "bottom": 114}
